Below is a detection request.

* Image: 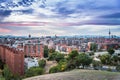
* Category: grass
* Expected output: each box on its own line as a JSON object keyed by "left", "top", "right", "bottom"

{"left": 24, "top": 69, "right": 120, "bottom": 80}
{"left": 0, "top": 75, "right": 5, "bottom": 80}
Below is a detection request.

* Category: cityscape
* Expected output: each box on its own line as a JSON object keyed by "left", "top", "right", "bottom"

{"left": 0, "top": 0, "right": 120, "bottom": 80}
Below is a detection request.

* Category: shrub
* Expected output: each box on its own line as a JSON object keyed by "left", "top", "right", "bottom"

{"left": 116, "top": 65, "right": 120, "bottom": 72}
{"left": 92, "top": 60, "right": 102, "bottom": 70}
{"left": 38, "top": 59, "right": 46, "bottom": 68}
{"left": 49, "top": 66, "right": 60, "bottom": 73}
{"left": 55, "top": 53, "right": 64, "bottom": 62}
{"left": 25, "top": 67, "right": 44, "bottom": 77}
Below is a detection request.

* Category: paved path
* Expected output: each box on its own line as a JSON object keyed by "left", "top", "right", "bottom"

{"left": 45, "top": 61, "right": 57, "bottom": 73}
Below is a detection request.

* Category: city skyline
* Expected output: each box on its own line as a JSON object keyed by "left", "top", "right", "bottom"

{"left": 0, "top": 0, "right": 120, "bottom": 36}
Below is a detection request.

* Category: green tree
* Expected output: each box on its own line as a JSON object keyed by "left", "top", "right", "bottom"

{"left": 76, "top": 53, "right": 92, "bottom": 68}
{"left": 90, "top": 43, "right": 97, "bottom": 52}
{"left": 48, "top": 52, "right": 57, "bottom": 61}
{"left": 116, "top": 64, "right": 120, "bottom": 72}
{"left": 107, "top": 48, "right": 115, "bottom": 55}
{"left": 38, "top": 59, "right": 46, "bottom": 68}
{"left": 92, "top": 60, "right": 102, "bottom": 70}
{"left": 111, "top": 55, "right": 120, "bottom": 66}
{"left": 44, "top": 46, "right": 49, "bottom": 58}
{"left": 55, "top": 53, "right": 64, "bottom": 62}
{"left": 49, "top": 48, "right": 55, "bottom": 53}
{"left": 100, "top": 54, "right": 111, "bottom": 65}
{"left": 25, "top": 67, "right": 44, "bottom": 77}
{"left": 66, "top": 50, "right": 79, "bottom": 70}
{"left": 68, "top": 50, "right": 79, "bottom": 59}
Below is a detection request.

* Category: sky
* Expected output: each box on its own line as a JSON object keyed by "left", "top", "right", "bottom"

{"left": 0, "top": 0, "right": 120, "bottom": 36}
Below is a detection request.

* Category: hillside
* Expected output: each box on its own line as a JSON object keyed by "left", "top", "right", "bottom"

{"left": 24, "top": 69, "right": 120, "bottom": 80}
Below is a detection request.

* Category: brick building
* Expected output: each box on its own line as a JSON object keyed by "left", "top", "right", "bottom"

{"left": 24, "top": 43, "right": 44, "bottom": 58}
{"left": 0, "top": 45, "right": 24, "bottom": 76}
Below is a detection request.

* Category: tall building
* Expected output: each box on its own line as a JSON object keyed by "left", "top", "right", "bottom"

{"left": 24, "top": 43, "right": 44, "bottom": 58}
{"left": 109, "top": 28, "right": 111, "bottom": 39}
{"left": 0, "top": 45, "right": 24, "bottom": 76}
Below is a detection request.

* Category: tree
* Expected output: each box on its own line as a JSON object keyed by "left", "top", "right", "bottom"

{"left": 38, "top": 59, "right": 46, "bottom": 68}
{"left": 44, "top": 46, "right": 49, "bottom": 58}
{"left": 116, "top": 64, "right": 120, "bottom": 72}
{"left": 48, "top": 52, "right": 58, "bottom": 61}
{"left": 55, "top": 53, "right": 64, "bottom": 62}
{"left": 100, "top": 54, "right": 111, "bottom": 65}
{"left": 107, "top": 48, "right": 115, "bottom": 55}
{"left": 49, "top": 48, "right": 55, "bottom": 53}
{"left": 92, "top": 60, "right": 102, "bottom": 70}
{"left": 90, "top": 43, "right": 97, "bottom": 52}
{"left": 111, "top": 55, "right": 120, "bottom": 66}
{"left": 68, "top": 50, "right": 79, "bottom": 59}
{"left": 76, "top": 53, "right": 92, "bottom": 68}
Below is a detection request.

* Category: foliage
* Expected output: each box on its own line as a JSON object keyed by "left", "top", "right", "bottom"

{"left": 111, "top": 55, "right": 120, "bottom": 66}
{"left": 100, "top": 54, "right": 111, "bottom": 65}
{"left": 68, "top": 50, "right": 79, "bottom": 59}
{"left": 107, "top": 48, "right": 115, "bottom": 55}
{"left": 48, "top": 52, "right": 58, "bottom": 60}
{"left": 49, "top": 48, "right": 55, "bottom": 53}
{"left": 67, "top": 59, "right": 76, "bottom": 70}
{"left": 3, "top": 65, "right": 12, "bottom": 80}
{"left": 49, "top": 66, "right": 60, "bottom": 73}
{"left": 38, "top": 59, "right": 46, "bottom": 68}
{"left": 58, "top": 59, "right": 67, "bottom": 71}
{"left": 55, "top": 53, "right": 64, "bottom": 62}
{"left": 25, "top": 67, "right": 44, "bottom": 77}
{"left": 92, "top": 60, "right": 102, "bottom": 70}
{"left": 44, "top": 46, "right": 49, "bottom": 58}
{"left": 90, "top": 43, "right": 97, "bottom": 52}
{"left": 0, "top": 59, "right": 4, "bottom": 70}
{"left": 66, "top": 50, "right": 79, "bottom": 70}
{"left": 49, "top": 59, "right": 67, "bottom": 73}
{"left": 116, "top": 65, "right": 120, "bottom": 72}
{"left": 89, "top": 52, "right": 94, "bottom": 56}
{"left": 48, "top": 51, "right": 64, "bottom": 62}
{"left": 3, "top": 65, "right": 22, "bottom": 80}
{"left": 76, "top": 53, "right": 92, "bottom": 68}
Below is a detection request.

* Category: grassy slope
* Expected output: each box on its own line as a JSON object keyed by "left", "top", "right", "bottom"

{"left": 0, "top": 75, "right": 5, "bottom": 80}
{"left": 24, "top": 69, "right": 120, "bottom": 80}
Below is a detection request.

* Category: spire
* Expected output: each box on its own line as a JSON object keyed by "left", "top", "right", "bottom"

{"left": 109, "top": 28, "right": 111, "bottom": 39}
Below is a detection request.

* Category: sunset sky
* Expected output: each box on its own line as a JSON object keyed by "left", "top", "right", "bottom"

{"left": 0, "top": 0, "right": 120, "bottom": 36}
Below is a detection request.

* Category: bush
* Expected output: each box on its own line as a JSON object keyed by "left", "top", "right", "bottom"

{"left": 25, "top": 67, "right": 44, "bottom": 77}
{"left": 55, "top": 53, "right": 64, "bottom": 62}
{"left": 49, "top": 66, "right": 60, "bottom": 73}
{"left": 92, "top": 60, "right": 102, "bottom": 70}
{"left": 38, "top": 59, "right": 46, "bottom": 68}
{"left": 48, "top": 52, "right": 57, "bottom": 61}
{"left": 116, "top": 65, "right": 120, "bottom": 72}
{"left": 107, "top": 68, "right": 112, "bottom": 72}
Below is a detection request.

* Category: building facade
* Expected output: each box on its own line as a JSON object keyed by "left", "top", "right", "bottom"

{"left": 0, "top": 45, "right": 24, "bottom": 76}
{"left": 24, "top": 43, "right": 44, "bottom": 58}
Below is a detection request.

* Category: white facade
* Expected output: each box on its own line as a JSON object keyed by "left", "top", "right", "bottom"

{"left": 24, "top": 58, "right": 39, "bottom": 69}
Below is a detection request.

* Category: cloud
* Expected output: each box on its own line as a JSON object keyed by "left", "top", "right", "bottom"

{"left": 0, "top": 0, "right": 120, "bottom": 36}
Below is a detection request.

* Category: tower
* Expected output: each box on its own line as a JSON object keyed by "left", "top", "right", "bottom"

{"left": 28, "top": 34, "right": 31, "bottom": 39}
{"left": 109, "top": 28, "right": 111, "bottom": 39}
